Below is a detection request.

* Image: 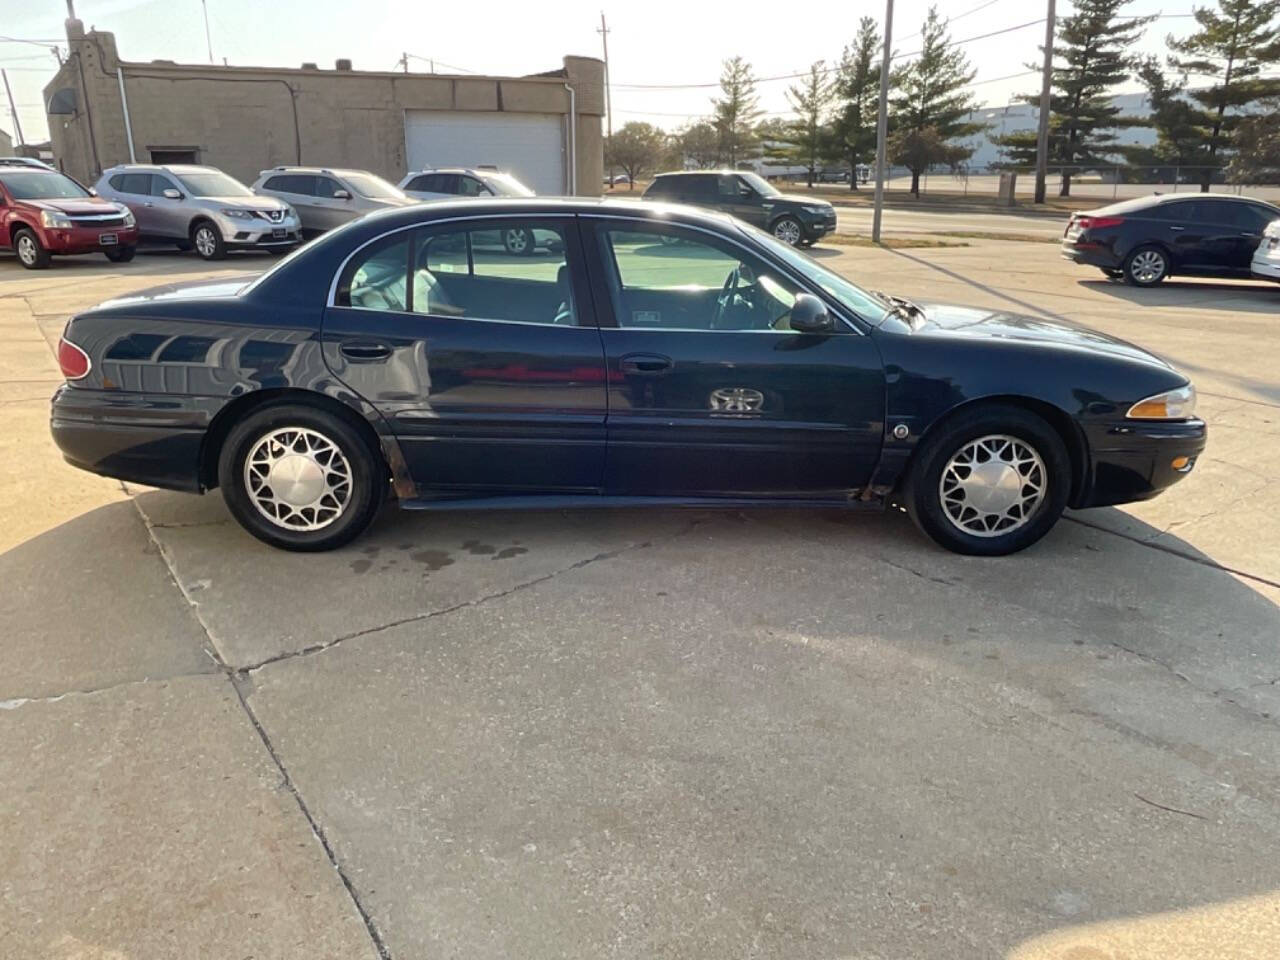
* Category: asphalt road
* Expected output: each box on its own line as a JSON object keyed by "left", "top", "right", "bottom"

{"left": 2, "top": 239, "right": 1278, "bottom": 960}
{"left": 836, "top": 204, "right": 1069, "bottom": 238}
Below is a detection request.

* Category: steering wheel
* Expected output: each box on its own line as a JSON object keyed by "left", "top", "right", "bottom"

{"left": 710, "top": 265, "right": 740, "bottom": 330}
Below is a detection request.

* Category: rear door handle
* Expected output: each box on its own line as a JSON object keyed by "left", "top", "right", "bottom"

{"left": 619, "top": 353, "right": 673, "bottom": 376}
{"left": 339, "top": 340, "right": 392, "bottom": 362}
{"left": 1169, "top": 225, "right": 1184, "bottom": 231}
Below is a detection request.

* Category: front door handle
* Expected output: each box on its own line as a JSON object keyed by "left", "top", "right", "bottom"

{"left": 339, "top": 340, "right": 392, "bottom": 362}
{"left": 1169, "top": 225, "right": 1185, "bottom": 231}
{"left": 619, "top": 353, "right": 673, "bottom": 376}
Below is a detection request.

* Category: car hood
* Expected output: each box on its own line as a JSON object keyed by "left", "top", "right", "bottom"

{"left": 203, "top": 195, "right": 289, "bottom": 211}
{"left": 364, "top": 195, "right": 417, "bottom": 208}
{"left": 91, "top": 275, "right": 260, "bottom": 311}
{"left": 907, "top": 301, "right": 1172, "bottom": 369}
{"left": 772, "top": 193, "right": 833, "bottom": 208}
{"left": 26, "top": 197, "right": 124, "bottom": 215}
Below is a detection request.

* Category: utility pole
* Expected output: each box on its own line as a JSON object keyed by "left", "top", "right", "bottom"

{"left": 871, "top": 0, "right": 894, "bottom": 243}
{"left": 1033, "top": 0, "right": 1056, "bottom": 204}
{"left": 598, "top": 12, "right": 614, "bottom": 185}
{"left": 2, "top": 69, "right": 26, "bottom": 146}
{"left": 400, "top": 52, "right": 409, "bottom": 74}
{"left": 201, "top": 0, "right": 214, "bottom": 64}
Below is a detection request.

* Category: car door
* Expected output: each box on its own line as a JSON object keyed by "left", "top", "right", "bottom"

{"left": 1223, "top": 202, "right": 1277, "bottom": 272}
{"left": 313, "top": 176, "right": 357, "bottom": 229}
{"left": 716, "top": 173, "right": 769, "bottom": 228}
{"left": 1160, "top": 199, "right": 1240, "bottom": 272}
{"left": 320, "top": 214, "right": 608, "bottom": 494}
{"left": 147, "top": 173, "right": 189, "bottom": 239}
{"left": 109, "top": 172, "right": 157, "bottom": 234}
{"left": 583, "top": 217, "right": 886, "bottom": 498}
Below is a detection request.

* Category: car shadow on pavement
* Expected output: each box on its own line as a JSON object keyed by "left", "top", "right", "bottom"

{"left": 883, "top": 246, "right": 1074, "bottom": 322}
{"left": 1078, "top": 277, "right": 1280, "bottom": 313}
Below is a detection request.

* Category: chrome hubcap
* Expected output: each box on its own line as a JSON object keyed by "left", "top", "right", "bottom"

{"left": 17, "top": 235, "right": 36, "bottom": 264}
{"left": 940, "top": 434, "right": 1046, "bottom": 538}
{"left": 195, "top": 227, "right": 217, "bottom": 257}
{"left": 244, "top": 427, "right": 352, "bottom": 531}
{"left": 774, "top": 219, "right": 802, "bottom": 245}
{"left": 1129, "top": 250, "right": 1165, "bottom": 283}
{"left": 505, "top": 229, "right": 529, "bottom": 252}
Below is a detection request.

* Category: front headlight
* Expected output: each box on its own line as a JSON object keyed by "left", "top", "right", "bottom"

{"left": 802, "top": 204, "right": 831, "bottom": 215}
{"left": 221, "top": 208, "right": 255, "bottom": 220}
{"left": 120, "top": 208, "right": 136, "bottom": 227}
{"left": 1127, "top": 384, "right": 1196, "bottom": 420}
{"left": 40, "top": 210, "right": 72, "bottom": 228}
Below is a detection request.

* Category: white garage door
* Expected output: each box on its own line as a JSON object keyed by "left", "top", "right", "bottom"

{"left": 404, "top": 111, "right": 566, "bottom": 195}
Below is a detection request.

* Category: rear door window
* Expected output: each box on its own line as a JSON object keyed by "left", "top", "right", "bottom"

{"left": 265, "top": 174, "right": 316, "bottom": 196}
{"left": 114, "top": 172, "right": 151, "bottom": 195}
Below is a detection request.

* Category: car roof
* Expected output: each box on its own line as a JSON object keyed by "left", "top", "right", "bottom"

{"left": 325, "top": 196, "right": 738, "bottom": 231}
{"left": 653, "top": 170, "right": 744, "bottom": 178}
{"left": 1096, "top": 192, "right": 1280, "bottom": 215}
{"left": 407, "top": 167, "right": 503, "bottom": 177}
{"left": 103, "top": 163, "right": 223, "bottom": 175}
{"left": 259, "top": 166, "right": 374, "bottom": 178}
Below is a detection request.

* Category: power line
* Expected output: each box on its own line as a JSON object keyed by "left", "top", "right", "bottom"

{"left": 900, "top": 0, "right": 1007, "bottom": 41}
{"left": 404, "top": 53, "right": 477, "bottom": 74}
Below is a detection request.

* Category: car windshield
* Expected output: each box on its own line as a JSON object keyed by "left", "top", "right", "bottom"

{"left": 341, "top": 173, "right": 406, "bottom": 200}
{"left": 174, "top": 171, "right": 252, "bottom": 197}
{"left": 738, "top": 172, "right": 780, "bottom": 198}
{"left": 484, "top": 173, "right": 535, "bottom": 197}
{"left": 0, "top": 171, "right": 90, "bottom": 200}
{"left": 742, "top": 223, "right": 890, "bottom": 325}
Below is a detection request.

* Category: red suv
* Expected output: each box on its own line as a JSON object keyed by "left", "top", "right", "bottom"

{"left": 0, "top": 164, "right": 139, "bottom": 269}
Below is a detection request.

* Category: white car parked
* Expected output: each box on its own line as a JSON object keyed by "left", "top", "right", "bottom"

{"left": 1251, "top": 218, "right": 1280, "bottom": 282}
{"left": 397, "top": 167, "right": 535, "bottom": 202}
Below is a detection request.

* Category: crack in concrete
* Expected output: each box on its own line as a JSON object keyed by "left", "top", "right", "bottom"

{"left": 241, "top": 523, "right": 701, "bottom": 675}
{"left": 124, "top": 488, "right": 395, "bottom": 960}
{"left": 0, "top": 672, "right": 215, "bottom": 710}
{"left": 1064, "top": 515, "right": 1280, "bottom": 590}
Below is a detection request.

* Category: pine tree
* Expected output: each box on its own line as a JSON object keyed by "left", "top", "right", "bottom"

{"left": 1168, "top": 0, "right": 1280, "bottom": 190}
{"left": 995, "top": 0, "right": 1153, "bottom": 197}
{"left": 889, "top": 6, "right": 983, "bottom": 196}
{"left": 776, "top": 61, "right": 836, "bottom": 188}
{"left": 711, "top": 57, "right": 763, "bottom": 167}
{"left": 831, "top": 17, "right": 882, "bottom": 191}
{"left": 1119, "top": 55, "right": 1207, "bottom": 178}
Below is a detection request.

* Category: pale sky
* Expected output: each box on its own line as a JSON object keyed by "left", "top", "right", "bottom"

{"left": 2, "top": 0, "right": 1206, "bottom": 147}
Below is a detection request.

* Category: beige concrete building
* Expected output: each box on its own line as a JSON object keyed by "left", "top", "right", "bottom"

{"left": 0, "top": 129, "right": 12, "bottom": 155}
{"left": 43, "top": 19, "right": 604, "bottom": 195}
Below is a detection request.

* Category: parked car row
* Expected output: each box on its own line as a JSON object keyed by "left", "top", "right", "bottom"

{"left": 1, "top": 159, "right": 542, "bottom": 269}
{"left": 1060, "top": 192, "right": 1280, "bottom": 286}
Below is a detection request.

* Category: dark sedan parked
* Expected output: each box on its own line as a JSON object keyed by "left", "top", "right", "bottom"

{"left": 51, "top": 198, "right": 1205, "bottom": 556}
{"left": 1062, "top": 192, "right": 1280, "bottom": 286}
{"left": 643, "top": 171, "right": 837, "bottom": 246}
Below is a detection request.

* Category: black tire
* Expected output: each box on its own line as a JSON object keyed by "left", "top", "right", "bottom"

{"left": 903, "top": 404, "right": 1070, "bottom": 556}
{"left": 217, "top": 403, "right": 385, "bottom": 552}
{"left": 1122, "top": 244, "right": 1168, "bottom": 287}
{"left": 771, "top": 216, "right": 804, "bottom": 247}
{"left": 1101, "top": 268, "right": 1123, "bottom": 280}
{"left": 190, "top": 220, "right": 227, "bottom": 261}
{"left": 502, "top": 227, "right": 535, "bottom": 256}
{"left": 13, "top": 227, "right": 50, "bottom": 269}
{"left": 104, "top": 245, "right": 136, "bottom": 263}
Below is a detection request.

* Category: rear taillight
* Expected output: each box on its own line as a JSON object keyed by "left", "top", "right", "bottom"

{"left": 1077, "top": 215, "right": 1125, "bottom": 230}
{"left": 57, "top": 336, "right": 90, "bottom": 380}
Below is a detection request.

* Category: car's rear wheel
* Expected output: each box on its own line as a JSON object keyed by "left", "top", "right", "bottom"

{"left": 904, "top": 404, "right": 1069, "bottom": 556}
{"left": 502, "top": 227, "right": 535, "bottom": 256}
{"left": 191, "top": 220, "right": 227, "bottom": 261}
{"left": 105, "top": 245, "right": 136, "bottom": 263}
{"left": 13, "top": 228, "right": 50, "bottom": 269}
{"left": 1123, "top": 245, "right": 1168, "bottom": 286}
{"left": 771, "top": 216, "right": 803, "bottom": 246}
{"left": 218, "top": 403, "right": 385, "bottom": 551}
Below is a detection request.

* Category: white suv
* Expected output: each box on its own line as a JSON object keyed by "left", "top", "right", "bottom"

{"left": 398, "top": 168, "right": 535, "bottom": 201}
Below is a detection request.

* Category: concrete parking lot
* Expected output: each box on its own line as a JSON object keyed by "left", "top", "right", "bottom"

{"left": 2, "top": 229, "right": 1279, "bottom": 959}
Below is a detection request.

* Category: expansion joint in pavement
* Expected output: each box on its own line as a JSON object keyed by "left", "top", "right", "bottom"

{"left": 127, "top": 491, "right": 395, "bottom": 960}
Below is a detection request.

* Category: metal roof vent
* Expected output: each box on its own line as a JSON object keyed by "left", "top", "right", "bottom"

{"left": 301, "top": 62, "right": 318, "bottom": 70}
{"left": 335, "top": 59, "right": 352, "bottom": 71}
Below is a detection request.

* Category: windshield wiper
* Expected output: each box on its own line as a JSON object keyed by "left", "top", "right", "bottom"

{"left": 871, "top": 290, "right": 927, "bottom": 323}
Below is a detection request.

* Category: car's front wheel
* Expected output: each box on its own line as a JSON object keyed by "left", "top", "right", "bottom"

{"left": 903, "top": 405, "right": 1069, "bottom": 556}
{"left": 218, "top": 403, "right": 385, "bottom": 551}
{"left": 104, "top": 245, "right": 136, "bottom": 263}
{"left": 771, "top": 216, "right": 804, "bottom": 246}
{"left": 191, "top": 220, "right": 227, "bottom": 261}
{"left": 1123, "top": 245, "right": 1168, "bottom": 286}
{"left": 13, "top": 228, "right": 50, "bottom": 269}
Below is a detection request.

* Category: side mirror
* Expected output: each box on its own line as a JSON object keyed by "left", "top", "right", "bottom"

{"left": 790, "top": 293, "right": 835, "bottom": 333}
{"left": 333, "top": 189, "right": 352, "bottom": 200}
{"left": 162, "top": 188, "right": 182, "bottom": 200}
{"left": 88, "top": 187, "right": 98, "bottom": 196}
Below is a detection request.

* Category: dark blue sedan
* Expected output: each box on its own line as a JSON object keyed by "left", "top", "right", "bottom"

{"left": 50, "top": 198, "right": 1206, "bottom": 555}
